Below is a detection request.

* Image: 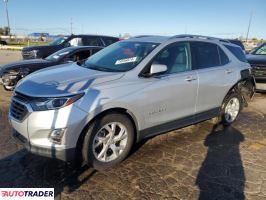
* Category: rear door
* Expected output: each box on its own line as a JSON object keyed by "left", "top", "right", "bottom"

{"left": 191, "top": 41, "right": 235, "bottom": 115}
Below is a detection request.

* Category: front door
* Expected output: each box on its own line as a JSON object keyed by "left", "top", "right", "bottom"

{"left": 139, "top": 42, "right": 198, "bottom": 130}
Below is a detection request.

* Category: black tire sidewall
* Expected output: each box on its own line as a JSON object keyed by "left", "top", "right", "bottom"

{"left": 82, "top": 113, "right": 134, "bottom": 170}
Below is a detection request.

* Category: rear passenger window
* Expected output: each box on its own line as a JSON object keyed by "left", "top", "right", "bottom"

{"left": 102, "top": 37, "right": 119, "bottom": 46}
{"left": 191, "top": 42, "right": 220, "bottom": 69}
{"left": 224, "top": 45, "right": 247, "bottom": 63}
{"left": 82, "top": 37, "right": 102, "bottom": 46}
{"left": 218, "top": 47, "right": 229, "bottom": 65}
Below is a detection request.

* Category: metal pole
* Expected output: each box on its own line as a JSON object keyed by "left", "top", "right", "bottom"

{"left": 70, "top": 18, "right": 73, "bottom": 34}
{"left": 246, "top": 11, "right": 253, "bottom": 42}
{"left": 4, "top": 0, "right": 11, "bottom": 35}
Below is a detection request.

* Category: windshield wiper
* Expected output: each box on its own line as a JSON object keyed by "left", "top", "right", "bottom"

{"left": 85, "top": 64, "right": 123, "bottom": 72}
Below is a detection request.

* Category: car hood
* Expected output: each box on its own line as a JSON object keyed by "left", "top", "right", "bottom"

{"left": 15, "top": 63, "right": 124, "bottom": 97}
{"left": 0, "top": 59, "right": 51, "bottom": 73}
{"left": 246, "top": 54, "right": 266, "bottom": 65}
{"left": 22, "top": 45, "right": 53, "bottom": 51}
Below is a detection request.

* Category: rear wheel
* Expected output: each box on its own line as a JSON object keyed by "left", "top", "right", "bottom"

{"left": 82, "top": 113, "right": 134, "bottom": 170}
{"left": 221, "top": 93, "right": 242, "bottom": 125}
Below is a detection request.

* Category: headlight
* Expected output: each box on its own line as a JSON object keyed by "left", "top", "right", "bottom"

{"left": 30, "top": 93, "right": 84, "bottom": 111}
{"left": 31, "top": 50, "right": 39, "bottom": 57}
{"left": 19, "top": 68, "right": 30, "bottom": 77}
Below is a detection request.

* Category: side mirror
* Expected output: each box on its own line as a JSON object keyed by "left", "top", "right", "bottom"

{"left": 64, "top": 42, "right": 71, "bottom": 47}
{"left": 149, "top": 64, "right": 167, "bottom": 76}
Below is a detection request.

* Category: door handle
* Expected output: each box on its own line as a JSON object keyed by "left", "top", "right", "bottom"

{"left": 225, "top": 69, "right": 233, "bottom": 74}
{"left": 185, "top": 76, "right": 197, "bottom": 82}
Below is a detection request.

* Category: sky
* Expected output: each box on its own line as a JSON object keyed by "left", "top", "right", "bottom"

{"left": 0, "top": 0, "right": 265, "bottom": 39}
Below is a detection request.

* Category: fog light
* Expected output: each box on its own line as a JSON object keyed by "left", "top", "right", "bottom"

{"left": 50, "top": 128, "right": 66, "bottom": 144}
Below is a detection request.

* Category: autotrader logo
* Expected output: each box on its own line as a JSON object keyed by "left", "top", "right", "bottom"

{"left": 0, "top": 188, "right": 54, "bottom": 200}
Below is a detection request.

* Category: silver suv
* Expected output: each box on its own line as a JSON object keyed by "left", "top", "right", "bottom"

{"left": 9, "top": 35, "right": 255, "bottom": 170}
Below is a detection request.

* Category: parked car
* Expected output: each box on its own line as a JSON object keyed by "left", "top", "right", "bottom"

{"left": 228, "top": 39, "right": 245, "bottom": 51}
{"left": 0, "top": 46, "right": 103, "bottom": 90}
{"left": 246, "top": 42, "right": 266, "bottom": 91}
{"left": 9, "top": 35, "right": 255, "bottom": 170}
{"left": 21, "top": 34, "right": 119, "bottom": 59}
{"left": 0, "top": 40, "right": 7, "bottom": 45}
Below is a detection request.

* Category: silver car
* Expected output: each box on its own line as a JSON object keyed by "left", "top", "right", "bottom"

{"left": 9, "top": 35, "right": 255, "bottom": 170}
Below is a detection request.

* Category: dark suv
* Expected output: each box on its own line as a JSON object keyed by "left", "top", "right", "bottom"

{"left": 246, "top": 42, "right": 266, "bottom": 91}
{"left": 0, "top": 39, "right": 7, "bottom": 45}
{"left": 1, "top": 46, "right": 102, "bottom": 90}
{"left": 21, "top": 34, "right": 119, "bottom": 59}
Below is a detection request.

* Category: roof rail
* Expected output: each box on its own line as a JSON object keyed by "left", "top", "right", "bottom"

{"left": 170, "top": 34, "right": 230, "bottom": 43}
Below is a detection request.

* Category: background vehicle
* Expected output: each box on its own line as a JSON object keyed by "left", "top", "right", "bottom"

{"left": 0, "top": 40, "right": 7, "bottom": 45}
{"left": 246, "top": 42, "right": 266, "bottom": 91}
{"left": 0, "top": 46, "right": 103, "bottom": 90}
{"left": 228, "top": 39, "right": 245, "bottom": 51}
{"left": 9, "top": 35, "right": 254, "bottom": 170}
{"left": 21, "top": 34, "right": 119, "bottom": 59}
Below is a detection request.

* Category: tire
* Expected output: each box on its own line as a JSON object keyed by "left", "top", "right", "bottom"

{"left": 82, "top": 113, "right": 134, "bottom": 170}
{"left": 3, "top": 85, "right": 14, "bottom": 91}
{"left": 220, "top": 92, "right": 242, "bottom": 125}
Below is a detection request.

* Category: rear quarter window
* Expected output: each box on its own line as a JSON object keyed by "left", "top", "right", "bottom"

{"left": 224, "top": 45, "right": 247, "bottom": 63}
{"left": 218, "top": 47, "right": 229, "bottom": 65}
{"left": 102, "top": 37, "right": 119, "bottom": 46}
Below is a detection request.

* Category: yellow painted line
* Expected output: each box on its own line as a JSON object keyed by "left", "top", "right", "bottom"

{"left": 0, "top": 46, "right": 23, "bottom": 50}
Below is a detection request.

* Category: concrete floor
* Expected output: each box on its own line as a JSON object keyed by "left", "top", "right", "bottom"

{"left": 0, "top": 50, "right": 266, "bottom": 200}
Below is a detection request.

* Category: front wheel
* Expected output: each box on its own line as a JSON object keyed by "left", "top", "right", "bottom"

{"left": 3, "top": 85, "right": 14, "bottom": 91}
{"left": 82, "top": 113, "right": 134, "bottom": 170}
{"left": 221, "top": 93, "right": 242, "bottom": 125}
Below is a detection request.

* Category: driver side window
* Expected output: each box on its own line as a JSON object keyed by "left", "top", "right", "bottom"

{"left": 256, "top": 44, "right": 266, "bottom": 55}
{"left": 152, "top": 42, "right": 191, "bottom": 74}
{"left": 68, "top": 37, "right": 83, "bottom": 47}
{"left": 64, "top": 51, "right": 91, "bottom": 63}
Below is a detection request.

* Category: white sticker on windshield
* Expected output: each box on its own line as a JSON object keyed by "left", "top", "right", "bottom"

{"left": 59, "top": 51, "right": 69, "bottom": 56}
{"left": 53, "top": 55, "right": 59, "bottom": 59}
{"left": 115, "top": 57, "right": 137, "bottom": 65}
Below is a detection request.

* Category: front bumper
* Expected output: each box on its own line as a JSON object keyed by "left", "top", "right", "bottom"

{"left": 9, "top": 100, "right": 89, "bottom": 162}
{"left": 21, "top": 51, "right": 37, "bottom": 59}
{"left": 12, "top": 130, "right": 76, "bottom": 161}
{"left": 254, "top": 77, "right": 266, "bottom": 91}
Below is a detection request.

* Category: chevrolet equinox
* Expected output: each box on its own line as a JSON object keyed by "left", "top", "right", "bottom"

{"left": 9, "top": 35, "right": 255, "bottom": 170}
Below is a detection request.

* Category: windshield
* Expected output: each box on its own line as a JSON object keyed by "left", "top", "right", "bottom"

{"left": 84, "top": 41, "right": 158, "bottom": 72}
{"left": 45, "top": 48, "right": 71, "bottom": 61}
{"left": 49, "top": 37, "right": 68, "bottom": 45}
{"left": 251, "top": 43, "right": 266, "bottom": 55}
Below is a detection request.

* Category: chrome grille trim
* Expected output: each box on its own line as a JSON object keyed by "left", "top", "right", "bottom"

{"left": 9, "top": 94, "right": 33, "bottom": 122}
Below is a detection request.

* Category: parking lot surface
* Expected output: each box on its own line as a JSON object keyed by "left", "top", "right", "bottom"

{"left": 0, "top": 50, "right": 22, "bottom": 65}
{"left": 0, "top": 50, "right": 266, "bottom": 200}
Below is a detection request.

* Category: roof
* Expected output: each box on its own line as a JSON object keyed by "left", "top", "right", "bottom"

{"left": 69, "top": 34, "right": 119, "bottom": 39}
{"left": 63, "top": 46, "right": 103, "bottom": 51}
{"left": 126, "top": 35, "right": 170, "bottom": 43}
{"left": 126, "top": 34, "right": 233, "bottom": 45}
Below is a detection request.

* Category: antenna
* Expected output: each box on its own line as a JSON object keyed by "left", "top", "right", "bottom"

{"left": 245, "top": 11, "right": 253, "bottom": 42}
{"left": 70, "top": 18, "right": 73, "bottom": 34}
{"left": 3, "top": 0, "right": 11, "bottom": 35}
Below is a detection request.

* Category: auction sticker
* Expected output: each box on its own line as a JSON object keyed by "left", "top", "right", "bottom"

{"left": 115, "top": 57, "right": 137, "bottom": 65}
{"left": 0, "top": 188, "right": 54, "bottom": 200}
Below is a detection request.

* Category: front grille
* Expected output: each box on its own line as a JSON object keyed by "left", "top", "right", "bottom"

{"left": 13, "top": 92, "right": 35, "bottom": 103}
{"left": 251, "top": 64, "right": 266, "bottom": 77}
{"left": 10, "top": 99, "right": 28, "bottom": 121}
{"left": 22, "top": 51, "right": 34, "bottom": 59}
